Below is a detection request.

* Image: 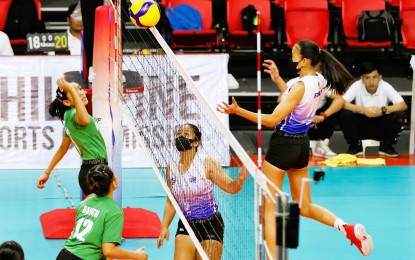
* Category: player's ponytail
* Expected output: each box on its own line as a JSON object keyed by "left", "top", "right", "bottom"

{"left": 87, "top": 164, "right": 115, "bottom": 196}
{"left": 296, "top": 40, "right": 353, "bottom": 95}
{"left": 48, "top": 87, "right": 70, "bottom": 120}
{"left": 319, "top": 49, "right": 354, "bottom": 95}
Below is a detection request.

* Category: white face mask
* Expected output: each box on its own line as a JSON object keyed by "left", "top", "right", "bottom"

{"left": 70, "top": 2, "right": 82, "bottom": 21}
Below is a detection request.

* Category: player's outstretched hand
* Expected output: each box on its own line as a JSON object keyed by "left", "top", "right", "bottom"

{"left": 263, "top": 59, "right": 281, "bottom": 84}
{"left": 217, "top": 96, "right": 239, "bottom": 115}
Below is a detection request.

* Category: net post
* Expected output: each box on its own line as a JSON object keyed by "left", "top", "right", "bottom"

{"left": 409, "top": 55, "right": 415, "bottom": 155}
{"left": 276, "top": 193, "right": 289, "bottom": 260}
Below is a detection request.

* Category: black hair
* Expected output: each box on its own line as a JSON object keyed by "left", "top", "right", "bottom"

{"left": 359, "top": 62, "right": 383, "bottom": 76}
{"left": 0, "top": 240, "right": 25, "bottom": 260}
{"left": 186, "top": 123, "right": 201, "bottom": 142}
{"left": 176, "top": 124, "right": 202, "bottom": 151}
{"left": 87, "top": 164, "right": 115, "bottom": 197}
{"left": 296, "top": 40, "right": 354, "bottom": 95}
{"left": 67, "top": 3, "right": 78, "bottom": 18}
{"left": 48, "top": 87, "right": 70, "bottom": 120}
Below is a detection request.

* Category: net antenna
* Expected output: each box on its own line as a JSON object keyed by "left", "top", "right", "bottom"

{"left": 116, "top": 3, "right": 284, "bottom": 258}
{"left": 255, "top": 10, "right": 264, "bottom": 260}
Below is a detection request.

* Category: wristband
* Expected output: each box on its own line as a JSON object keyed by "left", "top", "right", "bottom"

{"left": 381, "top": 106, "right": 387, "bottom": 115}
{"left": 319, "top": 112, "right": 328, "bottom": 119}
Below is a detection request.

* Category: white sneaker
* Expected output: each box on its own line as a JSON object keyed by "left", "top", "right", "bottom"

{"left": 314, "top": 139, "right": 337, "bottom": 158}
{"left": 309, "top": 140, "right": 318, "bottom": 156}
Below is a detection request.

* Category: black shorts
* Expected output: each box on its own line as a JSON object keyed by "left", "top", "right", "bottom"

{"left": 56, "top": 248, "right": 82, "bottom": 260}
{"left": 79, "top": 159, "right": 108, "bottom": 196}
{"left": 176, "top": 212, "right": 224, "bottom": 243}
{"left": 265, "top": 131, "right": 309, "bottom": 170}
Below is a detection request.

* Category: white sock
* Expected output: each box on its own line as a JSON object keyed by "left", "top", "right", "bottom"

{"left": 334, "top": 218, "right": 347, "bottom": 235}
{"left": 310, "top": 140, "right": 317, "bottom": 150}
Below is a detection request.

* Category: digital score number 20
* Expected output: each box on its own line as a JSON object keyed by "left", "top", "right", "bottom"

{"left": 54, "top": 34, "right": 68, "bottom": 49}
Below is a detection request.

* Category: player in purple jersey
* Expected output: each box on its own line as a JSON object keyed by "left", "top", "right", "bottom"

{"left": 217, "top": 40, "right": 373, "bottom": 258}
{"left": 157, "top": 123, "right": 248, "bottom": 260}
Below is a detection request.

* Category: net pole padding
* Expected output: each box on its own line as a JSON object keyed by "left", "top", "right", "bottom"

{"left": 92, "top": 5, "right": 122, "bottom": 205}
{"left": 255, "top": 10, "right": 263, "bottom": 260}
{"left": 409, "top": 55, "right": 415, "bottom": 155}
{"left": 122, "top": 111, "right": 209, "bottom": 260}
{"left": 149, "top": 27, "right": 278, "bottom": 201}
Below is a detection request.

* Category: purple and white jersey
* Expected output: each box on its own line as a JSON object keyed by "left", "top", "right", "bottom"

{"left": 169, "top": 154, "right": 218, "bottom": 220}
{"left": 276, "top": 73, "right": 327, "bottom": 134}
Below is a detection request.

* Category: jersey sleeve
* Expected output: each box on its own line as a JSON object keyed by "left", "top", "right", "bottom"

{"left": 383, "top": 81, "right": 404, "bottom": 104}
{"left": 342, "top": 81, "right": 359, "bottom": 103}
{"left": 102, "top": 210, "right": 124, "bottom": 244}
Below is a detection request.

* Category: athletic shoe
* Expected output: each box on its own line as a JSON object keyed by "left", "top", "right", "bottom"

{"left": 343, "top": 224, "right": 373, "bottom": 256}
{"left": 309, "top": 140, "right": 317, "bottom": 156}
{"left": 314, "top": 139, "right": 337, "bottom": 158}
{"left": 316, "top": 139, "right": 337, "bottom": 158}
{"left": 379, "top": 143, "right": 399, "bottom": 157}
{"left": 346, "top": 142, "right": 363, "bottom": 156}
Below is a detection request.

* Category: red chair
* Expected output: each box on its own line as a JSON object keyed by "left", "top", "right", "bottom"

{"left": 388, "top": 0, "right": 400, "bottom": 7}
{"left": 274, "top": 0, "right": 285, "bottom": 8}
{"left": 284, "top": 0, "right": 329, "bottom": 49}
{"left": 226, "top": 0, "right": 275, "bottom": 49}
{"left": 342, "top": 0, "right": 392, "bottom": 47}
{"left": 34, "top": 0, "right": 42, "bottom": 21}
{"left": 400, "top": 0, "right": 415, "bottom": 49}
{"left": 331, "top": 0, "right": 342, "bottom": 8}
{"left": 165, "top": 0, "right": 216, "bottom": 49}
{"left": 0, "top": 0, "right": 12, "bottom": 31}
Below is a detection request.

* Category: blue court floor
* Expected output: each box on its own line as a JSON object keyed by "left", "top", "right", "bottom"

{"left": 0, "top": 166, "right": 414, "bottom": 260}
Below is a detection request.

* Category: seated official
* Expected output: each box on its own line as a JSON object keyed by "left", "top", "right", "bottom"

{"left": 339, "top": 62, "right": 407, "bottom": 157}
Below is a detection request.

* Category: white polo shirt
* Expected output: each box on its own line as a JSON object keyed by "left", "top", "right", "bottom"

{"left": 342, "top": 79, "right": 404, "bottom": 107}
{"left": 67, "top": 29, "right": 81, "bottom": 55}
{"left": 0, "top": 31, "right": 14, "bottom": 56}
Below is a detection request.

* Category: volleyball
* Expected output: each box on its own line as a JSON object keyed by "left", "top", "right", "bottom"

{"left": 129, "top": 0, "right": 161, "bottom": 29}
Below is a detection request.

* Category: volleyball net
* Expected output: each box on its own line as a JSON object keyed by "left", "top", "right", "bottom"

{"left": 93, "top": 1, "right": 297, "bottom": 259}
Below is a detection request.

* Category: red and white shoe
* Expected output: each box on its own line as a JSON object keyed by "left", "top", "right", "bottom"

{"left": 344, "top": 224, "right": 373, "bottom": 256}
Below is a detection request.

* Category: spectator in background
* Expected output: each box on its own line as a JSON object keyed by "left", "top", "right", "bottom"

{"left": 80, "top": 0, "right": 102, "bottom": 71}
{"left": 0, "top": 240, "right": 25, "bottom": 260}
{"left": 309, "top": 90, "right": 345, "bottom": 158}
{"left": 0, "top": 31, "right": 14, "bottom": 56}
{"left": 66, "top": 3, "right": 83, "bottom": 55}
{"left": 339, "top": 62, "right": 407, "bottom": 157}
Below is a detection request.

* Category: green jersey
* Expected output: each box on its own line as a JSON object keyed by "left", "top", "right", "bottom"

{"left": 64, "top": 195, "right": 124, "bottom": 260}
{"left": 63, "top": 108, "right": 107, "bottom": 160}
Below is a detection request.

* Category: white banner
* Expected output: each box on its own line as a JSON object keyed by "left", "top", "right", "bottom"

{"left": 0, "top": 54, "right": 229, "bottom": 169}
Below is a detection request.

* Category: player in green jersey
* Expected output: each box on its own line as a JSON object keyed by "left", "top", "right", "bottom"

{"left": 36, "top": 75, "right": 108, "bottom": 196}
{"left": 56, "top": 164, "right": 148, "bottom": 260}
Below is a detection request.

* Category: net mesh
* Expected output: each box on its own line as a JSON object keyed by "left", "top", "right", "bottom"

{"left": 113, "top": 3, "right": 272, "bottom": 259}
